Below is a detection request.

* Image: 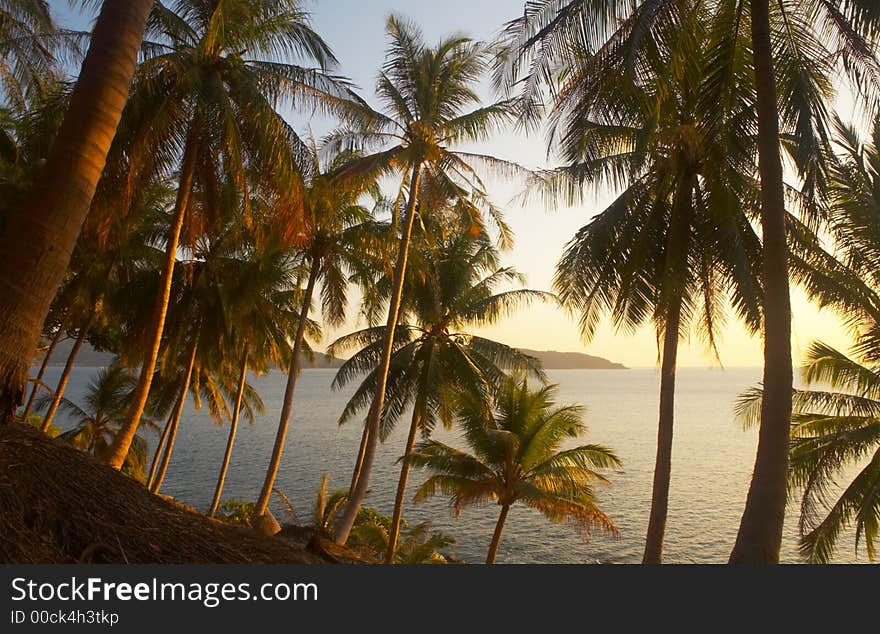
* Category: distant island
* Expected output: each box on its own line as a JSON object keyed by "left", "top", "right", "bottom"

{"left": 47, "top": 342, "right": 625, "bottom": 371}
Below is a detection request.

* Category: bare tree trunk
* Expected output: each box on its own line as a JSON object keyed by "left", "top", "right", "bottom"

{"left": 21, "top": 329, "right": 63, "bottom": 422}
{"left": 730, "top": 0, "right": 792, "bottom": 564}
{"left": 642, "top": 298, "right": 682, "bottom": 564}
{"left": 486, "top": 504, "right": 510, "bottom": 564}
{"left": 105, "top": 133, "right": 199, "bottom": 469}
{"left": 335, "top": 162, "right": 423, "bottom": 544}
{"left": 149, "top": 337, "right": 198, "bottom": 494}
{"left": 253, "top": 262, "right": 320, "bottom": 519}
{"left": 147, "top": 410, "right": 174, "bottom": 489}
{"left": 348, "top": 421, "right": 370, "bottom": 495}
{"left": 209, "top": 350, "right": 248, "bottom": 517}
{"left": 384, "top": 405, "right": 421, "bottom": 564}
{"left": 40, "top": 312, "right": 95, "bottom": 433}
{"left": 642, "top": 171, "right": 693, "bottom": 564}
{"left": 0, "top": 0, "right": 153, "bottom": 420}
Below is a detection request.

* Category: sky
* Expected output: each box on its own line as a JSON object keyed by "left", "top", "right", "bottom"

{"left": 54, "top": 0, "right": 855, "bottom": 368}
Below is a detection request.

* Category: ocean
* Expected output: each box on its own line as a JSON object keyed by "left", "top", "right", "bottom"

{"left": 37, "top": 366, "right": 866, "bottom": 564}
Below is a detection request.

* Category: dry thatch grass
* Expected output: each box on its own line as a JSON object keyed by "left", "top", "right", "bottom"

{"left": 0, "top": 421, "right": 357, "bottom": 564}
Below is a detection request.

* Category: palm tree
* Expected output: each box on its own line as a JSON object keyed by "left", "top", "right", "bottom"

{"left": 38, "top": 363, "right": 158, "bottom": 481}
{"left": 0, "top": 0, "right": 153, "bottom": 421}
{"left": 252, "top": 147, "right": 382, "bottom": 525}
{"left": 499, "top": 0, "right": 880, "bottom": 564}
{"left": 331, "top": 223, "right": 549, "bottom": 562}
{"left": 520, "top": 7, "right": 764, "bottom": 563}
{"left": 410, "top": 376, "right": 620, "bottom": 564}
{"left": 736, "top": 342, "right": 880, "bottom": 563}
{"left": 329, "top": 15, "right": 524, "bottom": 544}
{"left": 103, "top": 0, "right": 358, "bottom": 469}
{"left": 19, "top": 326, "right": 64, "bottom": 423}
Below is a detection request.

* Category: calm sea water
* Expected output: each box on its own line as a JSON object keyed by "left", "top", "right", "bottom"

{"left": 40, "top": 366, "right": 866, "bottom": 564}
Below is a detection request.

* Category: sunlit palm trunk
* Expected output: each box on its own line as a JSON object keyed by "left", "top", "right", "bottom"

{"left": 730, "top": 0, "right": 793, "bottom": 564}
{"left": 335, "top": 162, "right": 423, "bottom": 545}
{"left": 147, "top": 410, "right": 174, "bottom": 489}
{"left": 384, "top": 406, "right": 422, "bottom": 563}
{"left": 348, "top": 422, "right": 369, "bottom": 494}
{"left": 40, "top": 312, "right": 95, "bottom": 433}
{"left": 0, "top": 0, "right": 152, "bottom": 420}
{"left": 209, "top": 349, "right": 248, "bottom": 517}
{"left": 254, "top": 262, "right": 320, "bottom": 519}
{"left": 643, "top": 298, "right": 682, "bottom": 564}
{"left": 21, "top": 329, "right": 63, "bottom": 422}
{"left": 486, "top": 504, "right": 510, "bottom": 564}
{"left": 105, "top": 133, "right": 199, "bottom": 470}
{"left": 150, "top": 337, "right": 198, "bottom": 494}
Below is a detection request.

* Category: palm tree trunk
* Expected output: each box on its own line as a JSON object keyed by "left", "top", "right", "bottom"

{"left": 147, "top": 409, "right": 174, "bottom": 489}
{"left": 209, "top": 349, "right": 248, "bottom": 517}
{"left": 21, "top": 329, "right": 63, "bottom": 422}
{"left": 254, "top": 262, "right": 320, "bottom": 519}
{"left": 384, "top": 405, "right": 421, "bottom": 564}
{"left": 348, "top": 422, "right": 370, "bottom": 495}
{"left": 0, "top": 0, "right": 153, "bottom": 421}
{"left": 642, "top": 170, "right": 693, "bottom": 564}
{"left": 335, "top": 162, "right": 424, "bottom": 545}
{"left": 105, "top": 132, "right": 199, "bottom": 470}
{"left": 486, "top": 504, "right": 510, "bottom": 564}
{"left": 643, "top": 297, "right": 682, "bottom": 564}
{"left": 40, "top": 312, "right": 95, "bottom": 433}
{"left": 150, "top": 337, "right": 198, "bottom": 494}
{"left": 730, "top": 0, "right": 793, "bottom": 564}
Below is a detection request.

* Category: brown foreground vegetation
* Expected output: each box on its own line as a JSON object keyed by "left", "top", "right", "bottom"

{"left": 0, "top": 422, "right": 360, "bottom": 564}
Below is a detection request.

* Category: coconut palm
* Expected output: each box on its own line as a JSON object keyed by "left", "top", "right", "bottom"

{"left": 737, "top": 342, "right": 880, "bottom": 563}
{"left": 37, "top": 363, "right": 158, "bottom": 481}
{"left": 251, "top": 147, "right": 382, "bottom": 525}
{"left": 331, "top": 224, "right": 549, "bottom": 563}
{"left": 328, "top": 15, "right": 525, "bottom": 544}
{"left": 208, "top": 228, "right": 301, "bottom": 516}
{"left": 103, "top": 0, "right": 359, "bottom": 469}
{"left": 499, "top": 0, "right": 880, "bottom": 564}
{"left": 0, "top": 0, "right": 153, "bottom": 420}
{"left": 410, "top": 376, "right": 620, "bottom": 564}
{"left": 526, "top": 8, "right": 764, "bottom": 563}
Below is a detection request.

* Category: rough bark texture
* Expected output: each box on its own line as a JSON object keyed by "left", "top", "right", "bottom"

{"left": 730, "top": 0, "right": 793, "bottom": 564}
{"left": 486, "top": 504, "right": 510, "bottom": 564}
{"left": 334, "top": 163, "right": 423, "bottom": 544}
{"left": 20, "top": 329, "right": 63, "bottom": 422}
{"left": 254, "top": 263, "right": 320, "bottom": 518}
{"left": 149, "top": 337, "right": 199, "bottom": 494}
{"left": 0, "top": 0, "right": 153, "bottom": 420}
{"left": 209, "top": 351, "right": 248, "bottom": 517}
{"left": 104, "top": 134, "right": 199, "bottom": 469}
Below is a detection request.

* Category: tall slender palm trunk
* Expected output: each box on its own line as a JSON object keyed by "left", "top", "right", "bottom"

{"left": 40, "top": 312, "right": 95, "bottom": 433}
{"left": 384, "top": 405, "right": 422, "bottom": 563}
{"left": 730, "top": 0, "right": 793, "bottom": 564}
{"left": 147, "top": 409, "right": 174, "bottom": 488}
{"left": 21, "top": 329, "right": 63, "bottom": 422}
{"left": 0, "top": 0, "right": 153, "bottom": 420}
{"left": 486, "top": 504, "right": 510, "bottom": 564}
{"left": 348, "top": 422, "right": 370, "bottom": 494}
{"left": 254, "top": 262, "right": 320, "bottom": 519}
{"left": 643, "top": 172, "right": 693, "bottom": 564}
{"left": 105, "top": 134, "right": 199, "bottom": 469}
{"left": 335, "top": 162, "right": 424, "bottom": 545}
{"left": 150, "top": 338, "right": 198, "bottom": 494}
{"left": 643, "top": 298, "right": 682, "bottom": 564}
{"left": 209, "top": 349, "right": 248, "bottom": 517}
